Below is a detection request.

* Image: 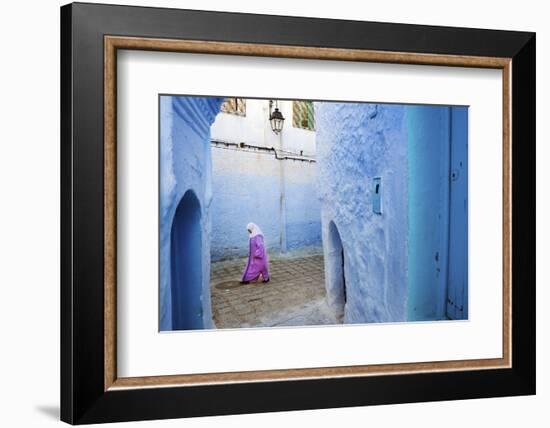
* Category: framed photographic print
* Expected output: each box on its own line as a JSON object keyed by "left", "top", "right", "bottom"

{"left": 60, "top": 2, "right": 536, "bottom": 424}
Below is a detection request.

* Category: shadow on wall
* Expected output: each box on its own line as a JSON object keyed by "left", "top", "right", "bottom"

{"left": 325, "top": 221, "right": 346, "bottom": 320}
{"left": 170, "top": 189, "right": 203, "bottom": 330}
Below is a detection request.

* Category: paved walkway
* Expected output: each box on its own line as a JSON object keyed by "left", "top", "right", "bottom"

{"left": 210, "top": 253, "right": 340, "bottom": 328}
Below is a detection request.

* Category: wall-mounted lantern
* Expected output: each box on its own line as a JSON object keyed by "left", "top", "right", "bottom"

{"left": 269, "top": 100, "right": 285, "bottom": 135}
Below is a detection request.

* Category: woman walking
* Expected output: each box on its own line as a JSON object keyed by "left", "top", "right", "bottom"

{"left": 241, "top": 222, "right": 270, "bottom": 284}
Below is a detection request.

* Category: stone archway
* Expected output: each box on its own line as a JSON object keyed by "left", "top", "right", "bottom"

{"left": 170, "top": 189, "right": 203, "bottom": 330}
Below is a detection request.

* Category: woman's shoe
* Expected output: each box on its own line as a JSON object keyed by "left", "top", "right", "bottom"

{"left": 239, "top": 280, "right": 250, "bottom": 285}
{"left": 262, "top": 278, "right": 270, "bottom": 283}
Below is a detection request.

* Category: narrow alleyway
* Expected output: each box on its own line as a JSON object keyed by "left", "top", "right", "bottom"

{"left": 211, "top": 253, "right": 340, "bottom": 328}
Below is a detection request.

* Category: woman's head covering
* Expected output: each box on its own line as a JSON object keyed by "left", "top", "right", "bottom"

{"left": 246, "top": 222, "right": 263, "bottom": 238}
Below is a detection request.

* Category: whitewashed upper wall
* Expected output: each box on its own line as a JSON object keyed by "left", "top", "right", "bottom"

{"left": 210, "top": 99, "right": 316, "bottom": 156}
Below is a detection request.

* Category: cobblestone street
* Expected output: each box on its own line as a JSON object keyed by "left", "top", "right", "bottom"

{"left": 211, "top": 253, "right": 340, "bottom": 328}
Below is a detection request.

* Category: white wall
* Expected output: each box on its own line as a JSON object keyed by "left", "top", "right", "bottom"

{"left": 211, "top": 99, "right": 316, "bottom": 155}
{"left": 0, "top": 1, "right": 546, "bottom": 428}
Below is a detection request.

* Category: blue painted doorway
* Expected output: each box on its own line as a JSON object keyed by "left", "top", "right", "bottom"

{"left": 327, "top": 221, "right": 346, "bottom": 317}
{"left": 446, "top": 108, "right": 468, "bottom": 319}
{"left": 407, "top": 105, "right": 468, "bottom": 321}
{"left": 170, "top": 190, "right": 204, "bottom": 330}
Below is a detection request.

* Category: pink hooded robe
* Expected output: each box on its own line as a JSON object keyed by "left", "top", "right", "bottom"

{"left": 241, "top": 223, "right": 270, "bottom": 282}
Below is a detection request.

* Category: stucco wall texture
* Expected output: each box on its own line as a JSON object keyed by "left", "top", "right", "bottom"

{"left": 316, "top": 102, "right": 409, "bottom": 323}
{"left": 159, "top": 96, "right": 223, "bottom": 331}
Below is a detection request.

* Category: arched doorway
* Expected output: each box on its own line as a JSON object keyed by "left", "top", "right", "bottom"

{"left": 170, "top": 190, "right": 204, "bottom": 330}
{"left": 327, "top": 221, "right": 346, "bottom": 319}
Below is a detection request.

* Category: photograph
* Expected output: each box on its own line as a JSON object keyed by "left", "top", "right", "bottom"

{"left": 159, "top": 95, "right": 468, "bottom": 331}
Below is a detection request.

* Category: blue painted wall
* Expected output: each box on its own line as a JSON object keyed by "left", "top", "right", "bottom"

{"left": 210, "top": 151, "right": 283, "bottom": 260}
{"left": 210, "top": 144, "right": 322, "bottom": 261}
{"left": 159, "top": 96, "right": 223, "bottom": 331}
{"left": 316, "top": 103, "right": 409, "bottom": 323}
{"left": 284, "top": 178, "right": 323, "bottom": 251}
